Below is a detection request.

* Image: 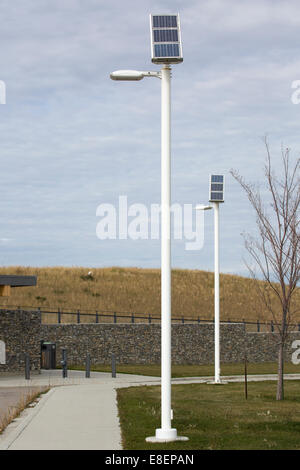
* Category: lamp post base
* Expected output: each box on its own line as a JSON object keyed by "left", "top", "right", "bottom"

{"left": 146, "top": 428, "right": 189, "bottom": 443}
{"left": 206, "top": 379, "right": 228, "bottom": 385}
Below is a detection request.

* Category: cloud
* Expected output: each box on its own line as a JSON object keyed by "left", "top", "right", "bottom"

{"left": 0, "top": 0, "right": 299, "bottom": 275}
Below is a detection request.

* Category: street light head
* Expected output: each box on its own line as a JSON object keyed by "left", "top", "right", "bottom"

{"left": 110, "top": 70, "right": 145, "bottom": 81}
{"left": 196, "top": 204, "right": 213, "bottom": 211}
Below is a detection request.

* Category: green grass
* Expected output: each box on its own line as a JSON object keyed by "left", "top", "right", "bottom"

{"left": 117, "top": 381, "right": 300, "bottom": 450}
{"left": 68, "top": 362, "right": 300, "bottom": 377}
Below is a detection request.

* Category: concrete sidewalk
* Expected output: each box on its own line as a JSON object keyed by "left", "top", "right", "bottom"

{"left": 0, "top": 370, "right": 161, "bottom": 450}
{"left": 0, "top": 370, "right": 299, "bottom": 450}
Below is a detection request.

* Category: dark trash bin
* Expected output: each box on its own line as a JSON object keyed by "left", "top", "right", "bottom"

{"left": 41, "top": 342, "right": 56, "bottom": 369}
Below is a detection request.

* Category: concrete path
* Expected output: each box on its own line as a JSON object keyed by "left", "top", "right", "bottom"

{"left": 2, "top": 384, "right": 121, "bottom": 450}
{"left": 0, "top": 370, "right": 299, "bottom": 450}
{"left": 0, "top": 386, "right": 47, "bottom": 424}
{"left": 0, "top": 370, "right": 161, "bottom": 450}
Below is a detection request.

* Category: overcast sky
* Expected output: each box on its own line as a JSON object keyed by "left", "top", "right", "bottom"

{"left": 0, "top": 0, "right": 299, "bottom": 276}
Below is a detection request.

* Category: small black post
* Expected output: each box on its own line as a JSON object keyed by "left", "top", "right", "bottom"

{"left": 85, "top": 354, "right": 91, "bottom": 378}
{"left": 25, "top": 354, "right": 30, "bottom": 380}
{"left": 244, "top": 353, "right": 248, "bottom": 400}
{"left": 114, "top": 312, "right": 117, "bottom": 324}
{"left": 61, "top": 348, "right": 67, "bottom": 378}
{"left": 198, "top": 316, "right": 200, "bottom": 324}
{"left": 257, "top": 320, "right": 260, "bottom": 332}
{"left": 182, "top": 316, "right": 184, "bottom": 324}
{"left": 271, "top": 321, "right": 274, "bottom": 332}
{"left": 148, "top": 314, "right": 151, "bottom": 324}
{"left": 77, "top": 310, "right": 80, "bottom": 324}
{"left": 131, "top": 313, "right": 134, "bottom": 324}
{"left": 96, "top": 311, "right": 99, "bottom": 323}
{"left": 58, "top": 308, "right": 61, "bottom": 324}
{"left": 111, "top": 353, "right": 116, "bottom": 378}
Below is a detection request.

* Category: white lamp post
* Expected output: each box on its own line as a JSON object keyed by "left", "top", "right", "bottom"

{"left": 110, "top": 14, "right": 187, "bottom": 442}
{"left": 212, "top": 201, "right": 221, "bottom": 384}
{"left": 196, "top": 174, "right": 226, "bottom": 385}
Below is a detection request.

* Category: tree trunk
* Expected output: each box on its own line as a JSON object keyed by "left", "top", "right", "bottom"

{"left": 276, "top": 342, "right": 284, "bottom": 400}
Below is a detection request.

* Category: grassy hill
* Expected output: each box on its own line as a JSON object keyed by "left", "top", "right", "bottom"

{"left": 0, "top": 266, "right": 299, "bottom": 325}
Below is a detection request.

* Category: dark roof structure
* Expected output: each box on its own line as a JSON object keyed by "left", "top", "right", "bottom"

{"left": 0, "top": 275, "right": 37, "bottom": 287}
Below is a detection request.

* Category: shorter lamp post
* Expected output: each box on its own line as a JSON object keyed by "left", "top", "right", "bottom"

{"left": 196, "top": 174, "right": 226, "bottom": 385}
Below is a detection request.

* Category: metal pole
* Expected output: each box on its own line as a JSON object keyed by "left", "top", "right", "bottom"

{"left": 85, "top": 354, "right": 91, "bottom": 378}
{"left": 155, "top": 64, "right": 177, "bottom": 441}
{"left": 111, "top": 353, "right": 116, "bottom": 378}
{"left": 61, "top": 348, "right": 67, "bottom": 378}
{"left": 213, "top": 202, "right": 221, "bottom": 383}
{"left": 244, "top": 353, "right": 248, "bottom": 400}
{"left": 25, "top": 354, "right": 30, "bottom": 380}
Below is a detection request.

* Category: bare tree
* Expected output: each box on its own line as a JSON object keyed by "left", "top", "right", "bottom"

{"left": 230, "top": 138, "right": 300, "bottom": 400}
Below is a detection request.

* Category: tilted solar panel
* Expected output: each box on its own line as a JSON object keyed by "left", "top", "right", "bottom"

{"left": 211, "top": 175, "right": 224, "bottom": 183}
{"left": 210, "top": 192, "right": 224, "bottom": 201}
{"left": 152, "top": 15, "right": 177, "bottom": 28}
{"left": 153, "top": 29, "right": 178, "bottom": 43}
{"left": 211, "top": 183, "right": 223, "bottom": 191}
{"left": 150, "top": 14, "right": 183, "bottom": 64}
{"left": 209, "top": 175, "right": 225, "bottom": 202}
{"left": 154, "top": 44, "right": 180, "bottom": 57}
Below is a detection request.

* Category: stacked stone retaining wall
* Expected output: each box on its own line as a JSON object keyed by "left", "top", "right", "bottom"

{"left": 40, "top": 322, "right": 300, "bottom": 366}
{"left": 1, "top": 310, "right": 300, "bottom": 373}
{"left": 0, "top": 309, "right": 41, "bottom": 372}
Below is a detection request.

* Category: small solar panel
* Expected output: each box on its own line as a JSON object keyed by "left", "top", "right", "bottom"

{"left": 150, "top": 14, "right": 183, "bottom": 64}
{"left": 154, "top": 44, "right": 180, "bottom": 57}
{"left": 211, "top": 183, "right": 223, "bottom": 191}
{"left": 153, "top": 29, "right": 178, "bottom": 43}
{"left": 152, "top": 15, "right": 177, "bottom": 28}
{"left": 210, "top": 192, "right": 224, "bottom": 201}
{"left": 209, "top": 175, "right": 225, "bottom": 202}
{"left": 211, "top": 175, "right": 224, "bottom": 183}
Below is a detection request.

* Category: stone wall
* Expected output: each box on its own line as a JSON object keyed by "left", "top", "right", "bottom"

{"left": 40, "top": 322, "right": 300, "bottom": 366}
{"left": 245, "top": 331, "right": 300, "bottom": 363}
{"left": 1, "top": 310, "right": 300, "bottom": 374}
{"left": 0, "top": 309, "right": 41, "bottom": 373}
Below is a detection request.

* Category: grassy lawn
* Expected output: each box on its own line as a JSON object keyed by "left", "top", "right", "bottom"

{"left": 117, "top": 380, "right": 300, "bottom": 450}
{"left": 69, "top": 362, "right": 300, "bottom": 377}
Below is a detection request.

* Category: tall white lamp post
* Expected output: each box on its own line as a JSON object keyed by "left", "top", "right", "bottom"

{"left": 110, "top": 14, "right": 187, "bottom": 442}
{"left": 196, "top": 174, "right": 225, "bottom": 384}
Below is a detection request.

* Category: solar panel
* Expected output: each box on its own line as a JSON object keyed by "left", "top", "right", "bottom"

{"left": 154, "top": 44, "right": 180, "bottom": 57}
{"left": 210, "top": 192, "right": 224, "bottom": 201}
{"left": 211, "top": 183, "right": 223, "bottom": 191}
{"left": 211, "top": 175, "right": 224, "bottom": 183}
{"left": 153, "top": 29, "right": 178, "bottom": 43}
{"left": 150, "top": 14, "right": 183, "bottom": 64}
{"left": 209, "top": 175, "right": 225, "bottom": 202}
{"left": 152, "top": 15, "right": 177, "bottom": 28}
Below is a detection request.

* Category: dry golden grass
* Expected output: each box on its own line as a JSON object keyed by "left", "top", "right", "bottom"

{"left": 0, "top": 266, "right": 299, "bottom": 325}
{"left": 0, "top": 387, "right": 49, "bottom": 433}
